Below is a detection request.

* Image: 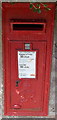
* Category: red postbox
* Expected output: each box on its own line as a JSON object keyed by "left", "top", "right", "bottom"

{"left": 2, "top": 3, "right": 55, "bottom": 116}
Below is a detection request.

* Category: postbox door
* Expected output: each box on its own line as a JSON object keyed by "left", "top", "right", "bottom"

{"left": 9, "top": 41, "right": 46, "bottom": 111}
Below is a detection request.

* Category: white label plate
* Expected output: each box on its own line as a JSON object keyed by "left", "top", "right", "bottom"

{"left": 18, "top": 51, "right": 36, "bottom": 78}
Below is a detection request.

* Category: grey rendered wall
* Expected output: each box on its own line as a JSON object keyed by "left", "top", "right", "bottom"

{"left": 1, "top": 0, "right": 57, "bottom": 2}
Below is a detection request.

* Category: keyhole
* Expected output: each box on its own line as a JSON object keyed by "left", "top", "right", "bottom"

{"left": 16, "top": 80, "right": 21, "bottom": 87}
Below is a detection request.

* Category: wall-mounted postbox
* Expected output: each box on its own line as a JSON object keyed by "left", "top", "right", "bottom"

{"left": 2, "top": 3, "right": 55, "bottom": 116}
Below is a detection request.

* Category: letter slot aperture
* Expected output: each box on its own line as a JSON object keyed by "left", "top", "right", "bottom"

{"left": 11, "top": 22, "right": 46, "bottom": 32}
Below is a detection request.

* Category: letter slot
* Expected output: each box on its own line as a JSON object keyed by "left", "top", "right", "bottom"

{"left": 11, "top": 22, "right": 46, "bottom": 32}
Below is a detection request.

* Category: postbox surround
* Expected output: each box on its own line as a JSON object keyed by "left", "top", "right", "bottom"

{"left": 2, "top": 3, "right": 55, "bottom": 116}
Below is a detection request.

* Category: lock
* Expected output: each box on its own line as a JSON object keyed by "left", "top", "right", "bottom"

{"left": 16, "top": 80, "right": 21, "bottom": 87}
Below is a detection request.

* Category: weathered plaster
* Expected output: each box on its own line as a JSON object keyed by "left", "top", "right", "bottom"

{"left": 1, "top": 0, "right": 57, "bottom": 2}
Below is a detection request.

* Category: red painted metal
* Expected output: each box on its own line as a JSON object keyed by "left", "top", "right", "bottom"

{"left": 2, "top": 3, "right": 56, "bottom": 116}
